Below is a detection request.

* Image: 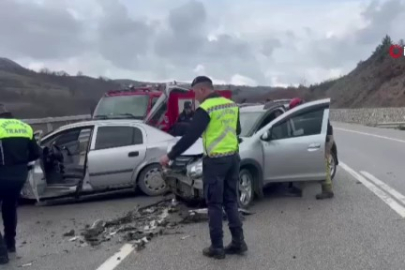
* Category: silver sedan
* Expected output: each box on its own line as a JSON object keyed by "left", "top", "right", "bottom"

{"left": 163, "top": 98, "right": 338, "bottom": 208}
{"left": 21, "top": 120, "right": 174, "bottom": 202}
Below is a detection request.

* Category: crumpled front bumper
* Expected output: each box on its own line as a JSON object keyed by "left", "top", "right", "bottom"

{"left": 162, "top": 168, "right": 204, "bottom": 200}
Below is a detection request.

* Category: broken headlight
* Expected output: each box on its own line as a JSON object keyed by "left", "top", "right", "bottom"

{"left": 187, "top": 160, "right": 203, "bottom": 179}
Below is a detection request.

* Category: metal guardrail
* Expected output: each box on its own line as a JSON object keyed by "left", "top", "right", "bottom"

{"left": 22, "top": 114, "right": 91, "bottom": 133}
{"left": 20, "top": 114, "right": 405, "bottom": 133}
{"left": 375, "top": 121, "right": 405, "bottom": 128}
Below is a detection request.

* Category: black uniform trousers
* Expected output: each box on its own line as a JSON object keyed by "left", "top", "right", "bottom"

{"left": 203, "top": 154, "right": 244, "bottom": 249}
{"left": 0, "top": 165, "right": 28, "bottom": 248}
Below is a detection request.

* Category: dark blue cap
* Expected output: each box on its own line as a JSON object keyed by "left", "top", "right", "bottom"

{"left": 191, "top": 76, "right": 213, "bottom": 87}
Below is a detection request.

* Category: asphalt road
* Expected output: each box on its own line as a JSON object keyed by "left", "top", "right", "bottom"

{"left": 2, "top": 122, "right": 405, "bottom": 270}
{"left": 333, "top": 122, "right": 405, "bottom": 196}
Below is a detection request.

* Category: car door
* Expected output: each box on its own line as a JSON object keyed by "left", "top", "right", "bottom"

{"left": 258, "top": 99, "right": 330, "bottom": 182}
{"left": 87, "top": 124, "right": 146, "bottom": 189}
{"left": 26, "top": 159, "right": 45, "bottom": 202}
{"left": 25, "top": 126, "right": 94, "bottom": 201}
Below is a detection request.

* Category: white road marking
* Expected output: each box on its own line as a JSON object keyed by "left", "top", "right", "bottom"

{"left": 340, "top": 162, "right": 405, "bottom": 218}
{"left": 95, "top": 244, "right": 134, "bottom": 270}
{"left": 335, "top": 127, "right": 405, "bottom": 144}
{"left": 360, "top": 171, "right": 405, "bottom": 206}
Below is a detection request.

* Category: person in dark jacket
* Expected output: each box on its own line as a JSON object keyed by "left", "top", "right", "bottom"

{"left": 0, "top": 105, "right": 41, "bottom": 265}
{"left": 168, "top": 102, "right": 195, "bottom": 136}
{"left": 160, "top": 76, "right": 246, "bottom": 259}
{"left": 177, "top": 101, "right": 194, "bottom": 123}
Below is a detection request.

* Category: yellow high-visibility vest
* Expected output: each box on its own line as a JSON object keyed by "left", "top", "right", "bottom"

{"left": 199, "top": 97, "right": 239, "bottom": 157}
{"left": 0, "top": 119, "right": 33, "bottom": 140}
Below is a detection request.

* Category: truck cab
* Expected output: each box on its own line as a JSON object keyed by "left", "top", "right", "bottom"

{"left": 92, "top": 86, "right": 162, "bottom": 120}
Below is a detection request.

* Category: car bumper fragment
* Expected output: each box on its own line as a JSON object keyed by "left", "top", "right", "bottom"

{"left": 162, "top": 169, "right": 203, "bottom": 200}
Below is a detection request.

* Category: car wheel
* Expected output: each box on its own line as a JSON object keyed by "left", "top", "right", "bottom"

{"left": 137, "top": 164, "right": 168, "bottom": 196}
{"left": 330, "top": 153, "right": 337, "bottom": 180}
{"left": 238, "top": 169, "right": 254, "bottom": 209}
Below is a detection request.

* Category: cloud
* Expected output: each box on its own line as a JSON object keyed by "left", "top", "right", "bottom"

{"left": 1, "top": 0, "right": 405, "bottom": 86}
{"left": 0, "top": 0, "right": 88, "bottom": 59}
{"left": 96, "top": 0, "right": 156, "bottom": 69}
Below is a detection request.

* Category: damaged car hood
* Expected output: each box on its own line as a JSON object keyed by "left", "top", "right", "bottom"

{"left": 167, "top": 137, "right": 204, "bottom": 155}
{"left": 167, "top": 136, "right": 248, "bottom": 156}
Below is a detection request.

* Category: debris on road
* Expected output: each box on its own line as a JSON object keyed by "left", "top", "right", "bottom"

{"left": 20, "top": 262, "right": 33, "bottom": 267}
{"left": 77, "top": 196, "right": 254, "bottom": 251}
{"left": 63, "top": 229, "right": 75, "bottom": 237}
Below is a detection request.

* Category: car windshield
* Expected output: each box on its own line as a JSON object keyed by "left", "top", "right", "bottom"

{"left": 93, "top": 95, "right": 149, "bottom": 120}
{"left": 239, "top": 111, "right": 265, "bottom": 137}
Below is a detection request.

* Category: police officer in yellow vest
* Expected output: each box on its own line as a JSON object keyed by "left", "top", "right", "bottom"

{"left": 160, "top": 76, "right": 247, "bottom": 259}
{"left": 0, "top": 105, "right": 41, "bottom": 265}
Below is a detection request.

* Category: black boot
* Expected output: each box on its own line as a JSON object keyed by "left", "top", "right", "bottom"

{"left": 316, "top": 184, "right": 334, "bottom": 200}
{"left": 225, "top": 227, "right": 248, "bottom": 255}
{"left": 0, "top": 234, "right": 9, "bottom": 265}
{"left": 202, "top": 246, "right": 226, "bottom": 259}
{"left": 5, "top": 238, "right": 16, "bottom": 253}
{"left": 225, "top": 241, "right": 248, "bottom": 254}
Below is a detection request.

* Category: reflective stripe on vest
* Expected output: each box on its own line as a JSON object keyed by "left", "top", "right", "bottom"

{"left": 199, "top": 97, "right": 239, "bottom": 157}
{"left": 0, "top": 119, "right": 33, "bottom": 140}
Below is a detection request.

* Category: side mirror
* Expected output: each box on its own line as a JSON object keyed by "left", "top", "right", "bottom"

{"left": 260, "top": 130, "right": 271, "bottom": 141}
{"left": 292, "top": 128, "right": 304, "bottom": 137}
{"left": 34, "top": 130, "right": 43, "bottom": 141}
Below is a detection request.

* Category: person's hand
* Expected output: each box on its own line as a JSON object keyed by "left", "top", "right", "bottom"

{"left": 160, "top": 155, "right": 170, "bottom": 167}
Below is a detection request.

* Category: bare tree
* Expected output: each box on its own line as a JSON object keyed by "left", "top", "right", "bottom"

{"left": 40, "top": 68, "right": 50, "bottom": 74}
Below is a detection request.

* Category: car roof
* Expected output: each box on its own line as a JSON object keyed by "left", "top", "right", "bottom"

{"left": 55, "top": 119, "right": 144, "bottom": 131}
{"left": 239, "top": 103, "right": 287, "bottom": 113}
{"left": 239, "top": 104, "right": 266, "bottom": 112}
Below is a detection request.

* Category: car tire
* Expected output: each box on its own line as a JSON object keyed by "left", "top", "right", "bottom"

{"left": 238, "top": 168, "right": 254, "bottom": 209}
{"left": 137, "top": 164, "right": 168, "bottom": 196}
{"left": 330, "top": 152, "right": 337, "bottom": 180}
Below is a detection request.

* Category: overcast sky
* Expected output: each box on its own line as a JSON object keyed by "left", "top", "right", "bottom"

{"left": 0, "top": 0, "right": 404, "bottom": 86}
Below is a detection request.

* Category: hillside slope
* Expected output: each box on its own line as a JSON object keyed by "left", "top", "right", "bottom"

{"left": 260, "top": 36, "right": 405, "bottom": 107}
{"left": 0, "top": 60, "right": 139, "bottom": 118}
{"left": 326, "top": 41, "right": 405, "bottom": 108}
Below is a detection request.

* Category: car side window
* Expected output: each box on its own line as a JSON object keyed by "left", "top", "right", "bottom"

{"left": 42, "top": 127, "right": 90, "bottom": 148}
{"left": 270, "top": 107, "right": 324, "bottom": 140}
{"left": 55, "top": 129, "right": 80, "bottom": 146}
{"left": 257, "top": 109, "right": 284, "bottom": 131}
{"left": 271, "top": 120, "right": 291, "bottom": 140}
{"left": 290, "top": 108, "right": 324, "bottom": 136}
{"left": 95, "top": 126, "right": 143, "bottom": 150}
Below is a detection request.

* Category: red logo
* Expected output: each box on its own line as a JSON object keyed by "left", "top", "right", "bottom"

{"left": 389, "top": 44, "right": 404, "bottom": 58}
